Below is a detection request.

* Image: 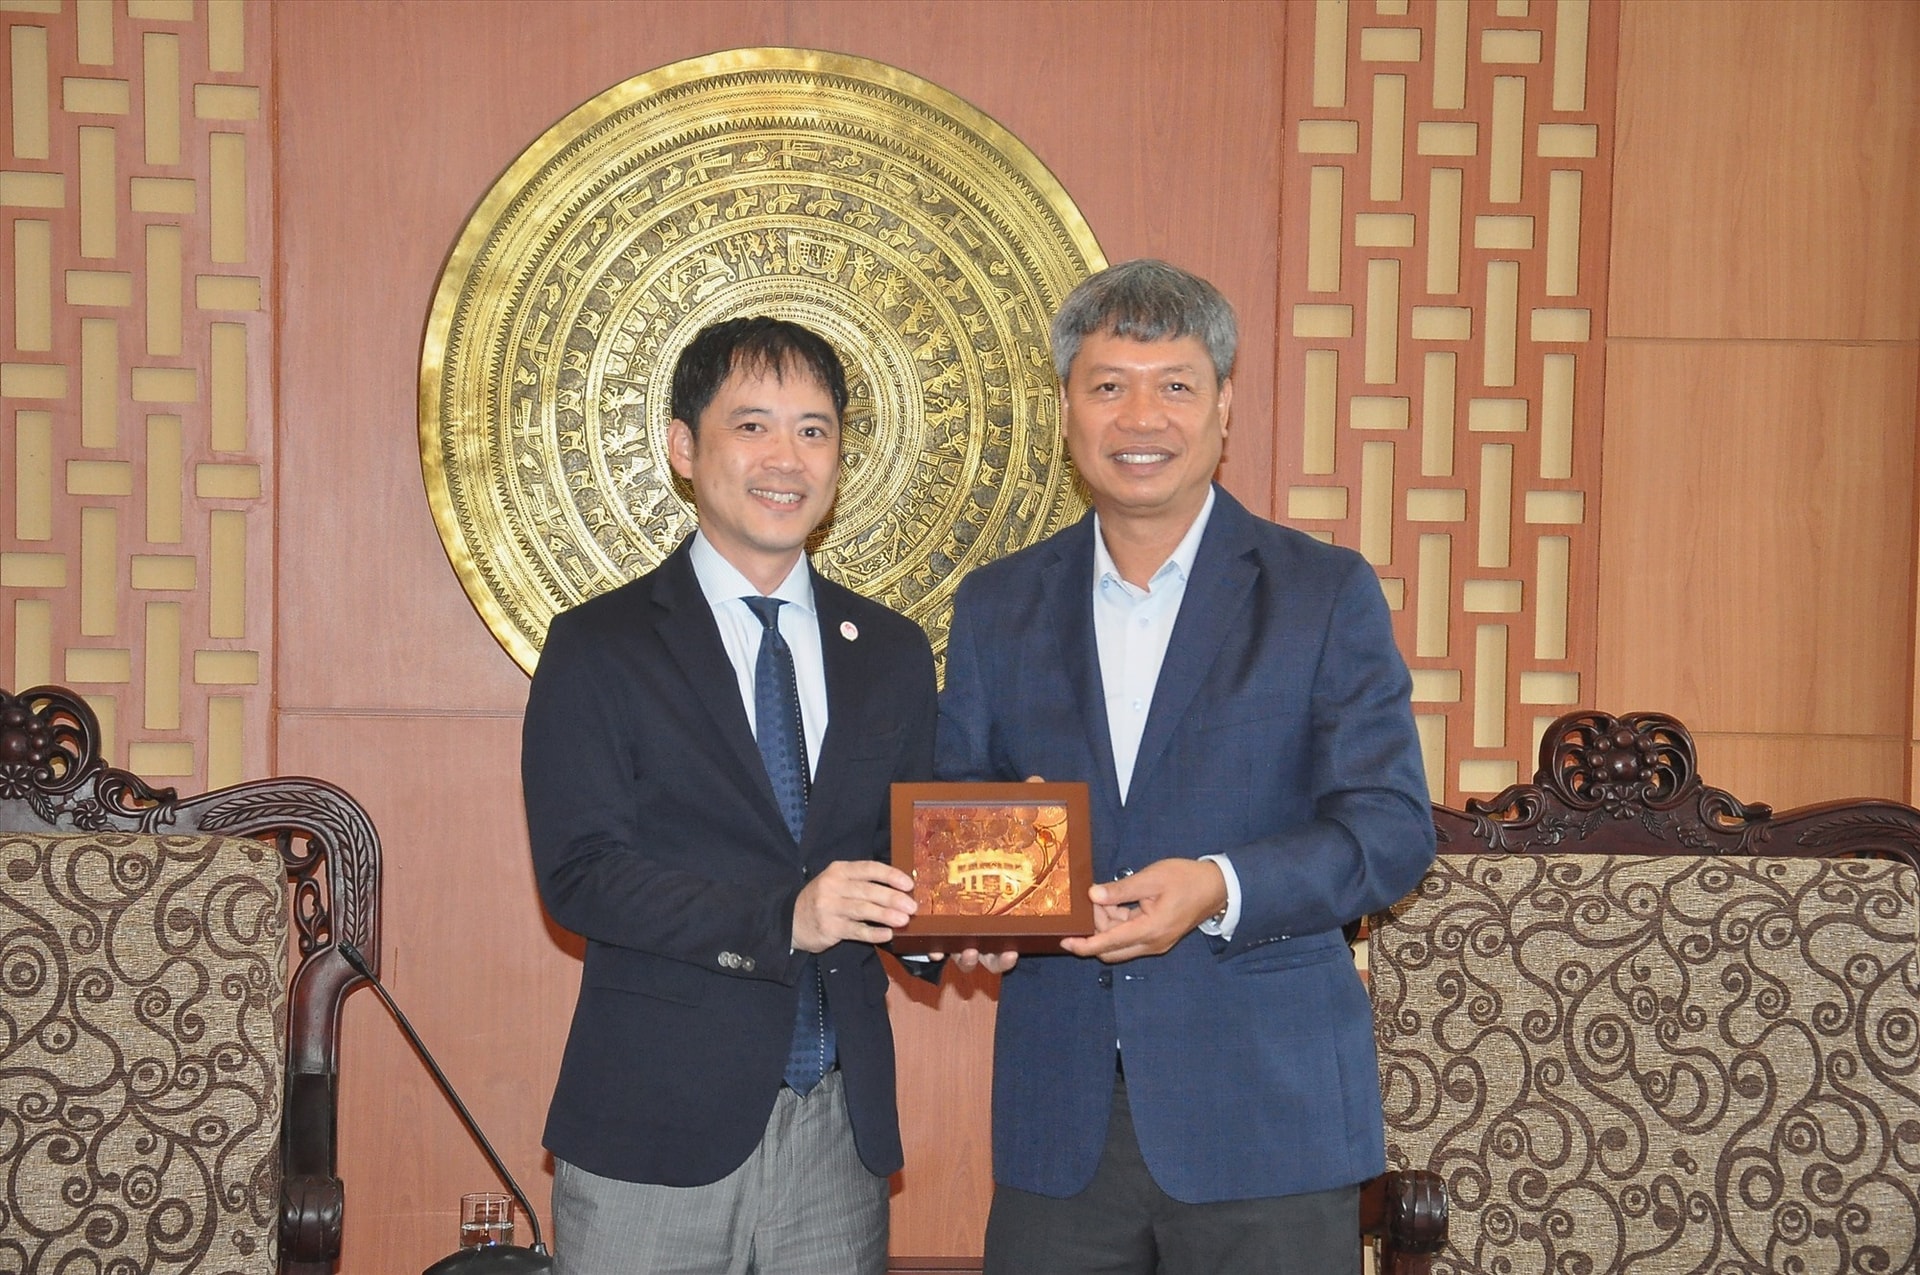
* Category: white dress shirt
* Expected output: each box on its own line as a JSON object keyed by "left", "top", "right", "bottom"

{"left": 688, "top": 532, "right": 827, "bottom": 777}
{"left": 1091, "top": 487, "right": 1242, "bottom": 939}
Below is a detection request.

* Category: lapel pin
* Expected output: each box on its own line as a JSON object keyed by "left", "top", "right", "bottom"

{"left": 840, "top": 621, "right": 859, "bottom": 641}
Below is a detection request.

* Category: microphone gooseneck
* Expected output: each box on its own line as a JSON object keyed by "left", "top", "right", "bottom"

{"left": 338, "top": 942, "right": 552, "bottom": 1263}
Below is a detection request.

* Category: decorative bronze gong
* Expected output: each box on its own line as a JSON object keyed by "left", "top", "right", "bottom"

{"left": 420, "top": 48, "right": 1104, "bottom": 673}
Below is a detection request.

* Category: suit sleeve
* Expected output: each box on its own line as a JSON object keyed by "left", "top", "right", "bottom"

{"left": 522, "top": 609, "right": 807, "bottom": 983}
{"left": 1220, "top": 555, "right": 1436, "bottom": 950}
{"left": 885, "top": 624, "right": 944, "bottom": 983}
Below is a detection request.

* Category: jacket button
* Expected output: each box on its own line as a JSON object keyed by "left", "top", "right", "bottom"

{"left": 719, "top": 952, "right": 738, "bottom": 969}
{"left": 740, "top": 956, "right": 756, "bottom": 972}
{"left": 1097, "top": 970, "right": 1112, "bottom": 988}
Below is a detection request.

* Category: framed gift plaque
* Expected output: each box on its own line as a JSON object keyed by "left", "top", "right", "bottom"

{"left": 889, "top": 782, "right": 1094, "bottom": 953}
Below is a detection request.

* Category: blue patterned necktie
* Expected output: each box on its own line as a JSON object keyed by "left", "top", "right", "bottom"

{"left": 742, "top": 595, "right": 834, "bottom": 1093}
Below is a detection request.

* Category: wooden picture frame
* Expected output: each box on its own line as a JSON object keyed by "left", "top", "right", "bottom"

{"left": 888, "top": 781, "right": 1094, "bottom": 953}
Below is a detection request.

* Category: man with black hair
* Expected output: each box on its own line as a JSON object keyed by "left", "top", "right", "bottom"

{"left": 523, "top": 316, "right": 936, "bottom": 1274}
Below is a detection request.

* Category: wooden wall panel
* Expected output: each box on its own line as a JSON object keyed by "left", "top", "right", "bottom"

{"left": 885, "top": 966, "right": 999, "bottom": 1257}
{"left": 1595, "top": 342, "right": 1916, "bottom": 743}
{"left": 1601, "top": 0, "right": 1920, "bottom": 817}
{"left": 278, "top": 712, "right": 574, "bottom": 1267}
{"left": 1609, "top": 0, "right": 1920, "bottom": 341}
{"left": 1, "top": 0, "right": 273, "bottom": 787}
{"left": 1273, "top": 0, "right": 1619, "bottom": 804}
{"left": 1692, "top": 733, "right": 1905, "bottom": 815}
{"left": 274, "top": 0, "right": 786, "bottom": 716}
{"left": 788, "top": 0, "right": 1285, "bottom": 511}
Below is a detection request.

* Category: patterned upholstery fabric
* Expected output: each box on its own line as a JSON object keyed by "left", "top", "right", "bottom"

{"left": 1372, "top": 853, "right": 1920, "bottom": 1275}
{"left": 0, "top": 832, "right": 287, "bottom": 1275}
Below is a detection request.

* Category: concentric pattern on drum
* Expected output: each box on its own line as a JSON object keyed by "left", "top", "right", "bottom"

{"left": 421, "top": 49, "right": 1104, "bottom": 673}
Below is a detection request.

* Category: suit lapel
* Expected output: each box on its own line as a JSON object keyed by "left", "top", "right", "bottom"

{"left": 652, "top": 544, "right": 793, "bottom": 844}
{"left": 1127, "top": 490, "right": 1260, "bottom": 798}
{"left": 805, "top": 573, "right": 865, "bottom": 855}
{"left": 1045, "top": 516, "right": 1124, "bottom": 817}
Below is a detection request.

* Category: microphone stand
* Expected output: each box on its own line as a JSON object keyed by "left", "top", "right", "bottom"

{"left": 339, "top": 943, "right": 554, "bottom": 1273}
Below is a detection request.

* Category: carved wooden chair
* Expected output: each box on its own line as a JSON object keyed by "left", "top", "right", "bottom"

{"left": 1362, "top": 1165, "right": 1448, "bottom": 1274}
{"left": 0, "top": 685, "right": 380, "bottom": 1274}
{"left": 1372, "top": 711, "right": 1920, "bottom": 1275}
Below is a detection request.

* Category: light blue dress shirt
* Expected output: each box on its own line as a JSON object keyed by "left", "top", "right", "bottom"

{"left": 1091, "top": 487, "right": 1242, "bottom": 939}
{"left": 688, "top": 532, "right": 827, "bottom": 779}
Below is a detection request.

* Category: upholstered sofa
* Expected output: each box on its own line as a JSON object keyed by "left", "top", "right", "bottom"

{"left": 1373, "top": 711, "right": 1920, "bottom": 1275}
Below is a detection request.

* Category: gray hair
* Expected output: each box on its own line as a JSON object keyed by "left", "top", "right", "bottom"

{"left": 1049, "top": 259, "right": 1238, "bottom": 382}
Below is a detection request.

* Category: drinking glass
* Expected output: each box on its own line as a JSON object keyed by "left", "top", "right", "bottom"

{"left": 460, "top": 1192, "right": 514, "bottom": 1248}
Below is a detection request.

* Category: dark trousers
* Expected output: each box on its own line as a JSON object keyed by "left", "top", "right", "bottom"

{"left": 983, "top": 1075, "right": 1360, "bottom": 1275}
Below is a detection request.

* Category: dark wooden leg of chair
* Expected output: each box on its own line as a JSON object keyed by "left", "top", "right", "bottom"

{"left": 281, "top": 1072, "right": 344, "bottom": 1273}
{"left": 1360, "top": 1170, "right": 1447, "bottom": 1275}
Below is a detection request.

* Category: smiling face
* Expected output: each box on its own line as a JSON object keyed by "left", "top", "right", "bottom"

{"left": 668, "top": 356, "right": 842, "bottom": 593}
{"left": 1060, "top": 330, "right": 1232, "bottom": 537}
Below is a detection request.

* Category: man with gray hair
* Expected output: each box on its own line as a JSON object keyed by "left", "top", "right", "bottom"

{"left": 937, "top": 259, "right": 1434, "bottom": 1273}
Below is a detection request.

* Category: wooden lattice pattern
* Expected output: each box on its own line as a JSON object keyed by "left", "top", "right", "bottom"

{"left": 1, "top": 0, "right": 269, "bottom": 788}
{"left": 1277, "top": 0, "right": 1614, "bottom": 806}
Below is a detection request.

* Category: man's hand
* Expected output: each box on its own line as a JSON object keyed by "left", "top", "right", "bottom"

{"left": 1059, "top": 858, "right": 1226, "bottom": 964}
{"left": 792, "top": 860, "right": 918, "bottom": 953}
{"left": 942, "top": 947, "right": 1020, "bottom": 975}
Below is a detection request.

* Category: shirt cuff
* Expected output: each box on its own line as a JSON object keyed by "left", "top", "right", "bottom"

{"left": 1196, "top": 854, "right": 1241, "bottom": 941}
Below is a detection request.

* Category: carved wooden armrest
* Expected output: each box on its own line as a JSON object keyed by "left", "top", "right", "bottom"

{"left": 1361, "top": 1169, "right": 1447, "bottom": 1275}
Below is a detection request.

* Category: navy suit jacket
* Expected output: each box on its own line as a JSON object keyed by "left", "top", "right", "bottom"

{"left": 936, "top": 487, "right": 1435, "bottom": 1203}
{"left": 523, "top": 539, "right": 936, "bottom": 1185}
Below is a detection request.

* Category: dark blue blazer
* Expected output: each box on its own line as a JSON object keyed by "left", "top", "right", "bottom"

{"left": 523, "top": 539, "right": 936, "bottom": 1186}
{"left": 936, "top": 487, "right": 1435, "bottom": 1203}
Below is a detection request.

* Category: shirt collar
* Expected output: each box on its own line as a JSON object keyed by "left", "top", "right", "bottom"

{"left": 688, "top": 532, "right": 817, "bottom": 615}
{"left": 1092, "top": 485, "right": 1217, "bottom": 591}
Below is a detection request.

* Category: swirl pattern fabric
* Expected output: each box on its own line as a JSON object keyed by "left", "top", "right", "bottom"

{"left": 0, "top": 832, "right": 287, "bottom": 1274}
{"left": 1372, "top": 853, "right": 1920, "bottom": 1275}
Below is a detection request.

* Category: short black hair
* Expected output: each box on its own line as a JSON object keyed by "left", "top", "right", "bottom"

{"left": 669, "top": 317, "right": 849, "bottom": 434}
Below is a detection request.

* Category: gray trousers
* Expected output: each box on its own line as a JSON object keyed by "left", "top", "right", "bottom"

{"left": 983, "top": 1075, "right": 1361, "bottom": 1275}
{"left": 552, "top": 1070, "right": 888, "bottom": 1275}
